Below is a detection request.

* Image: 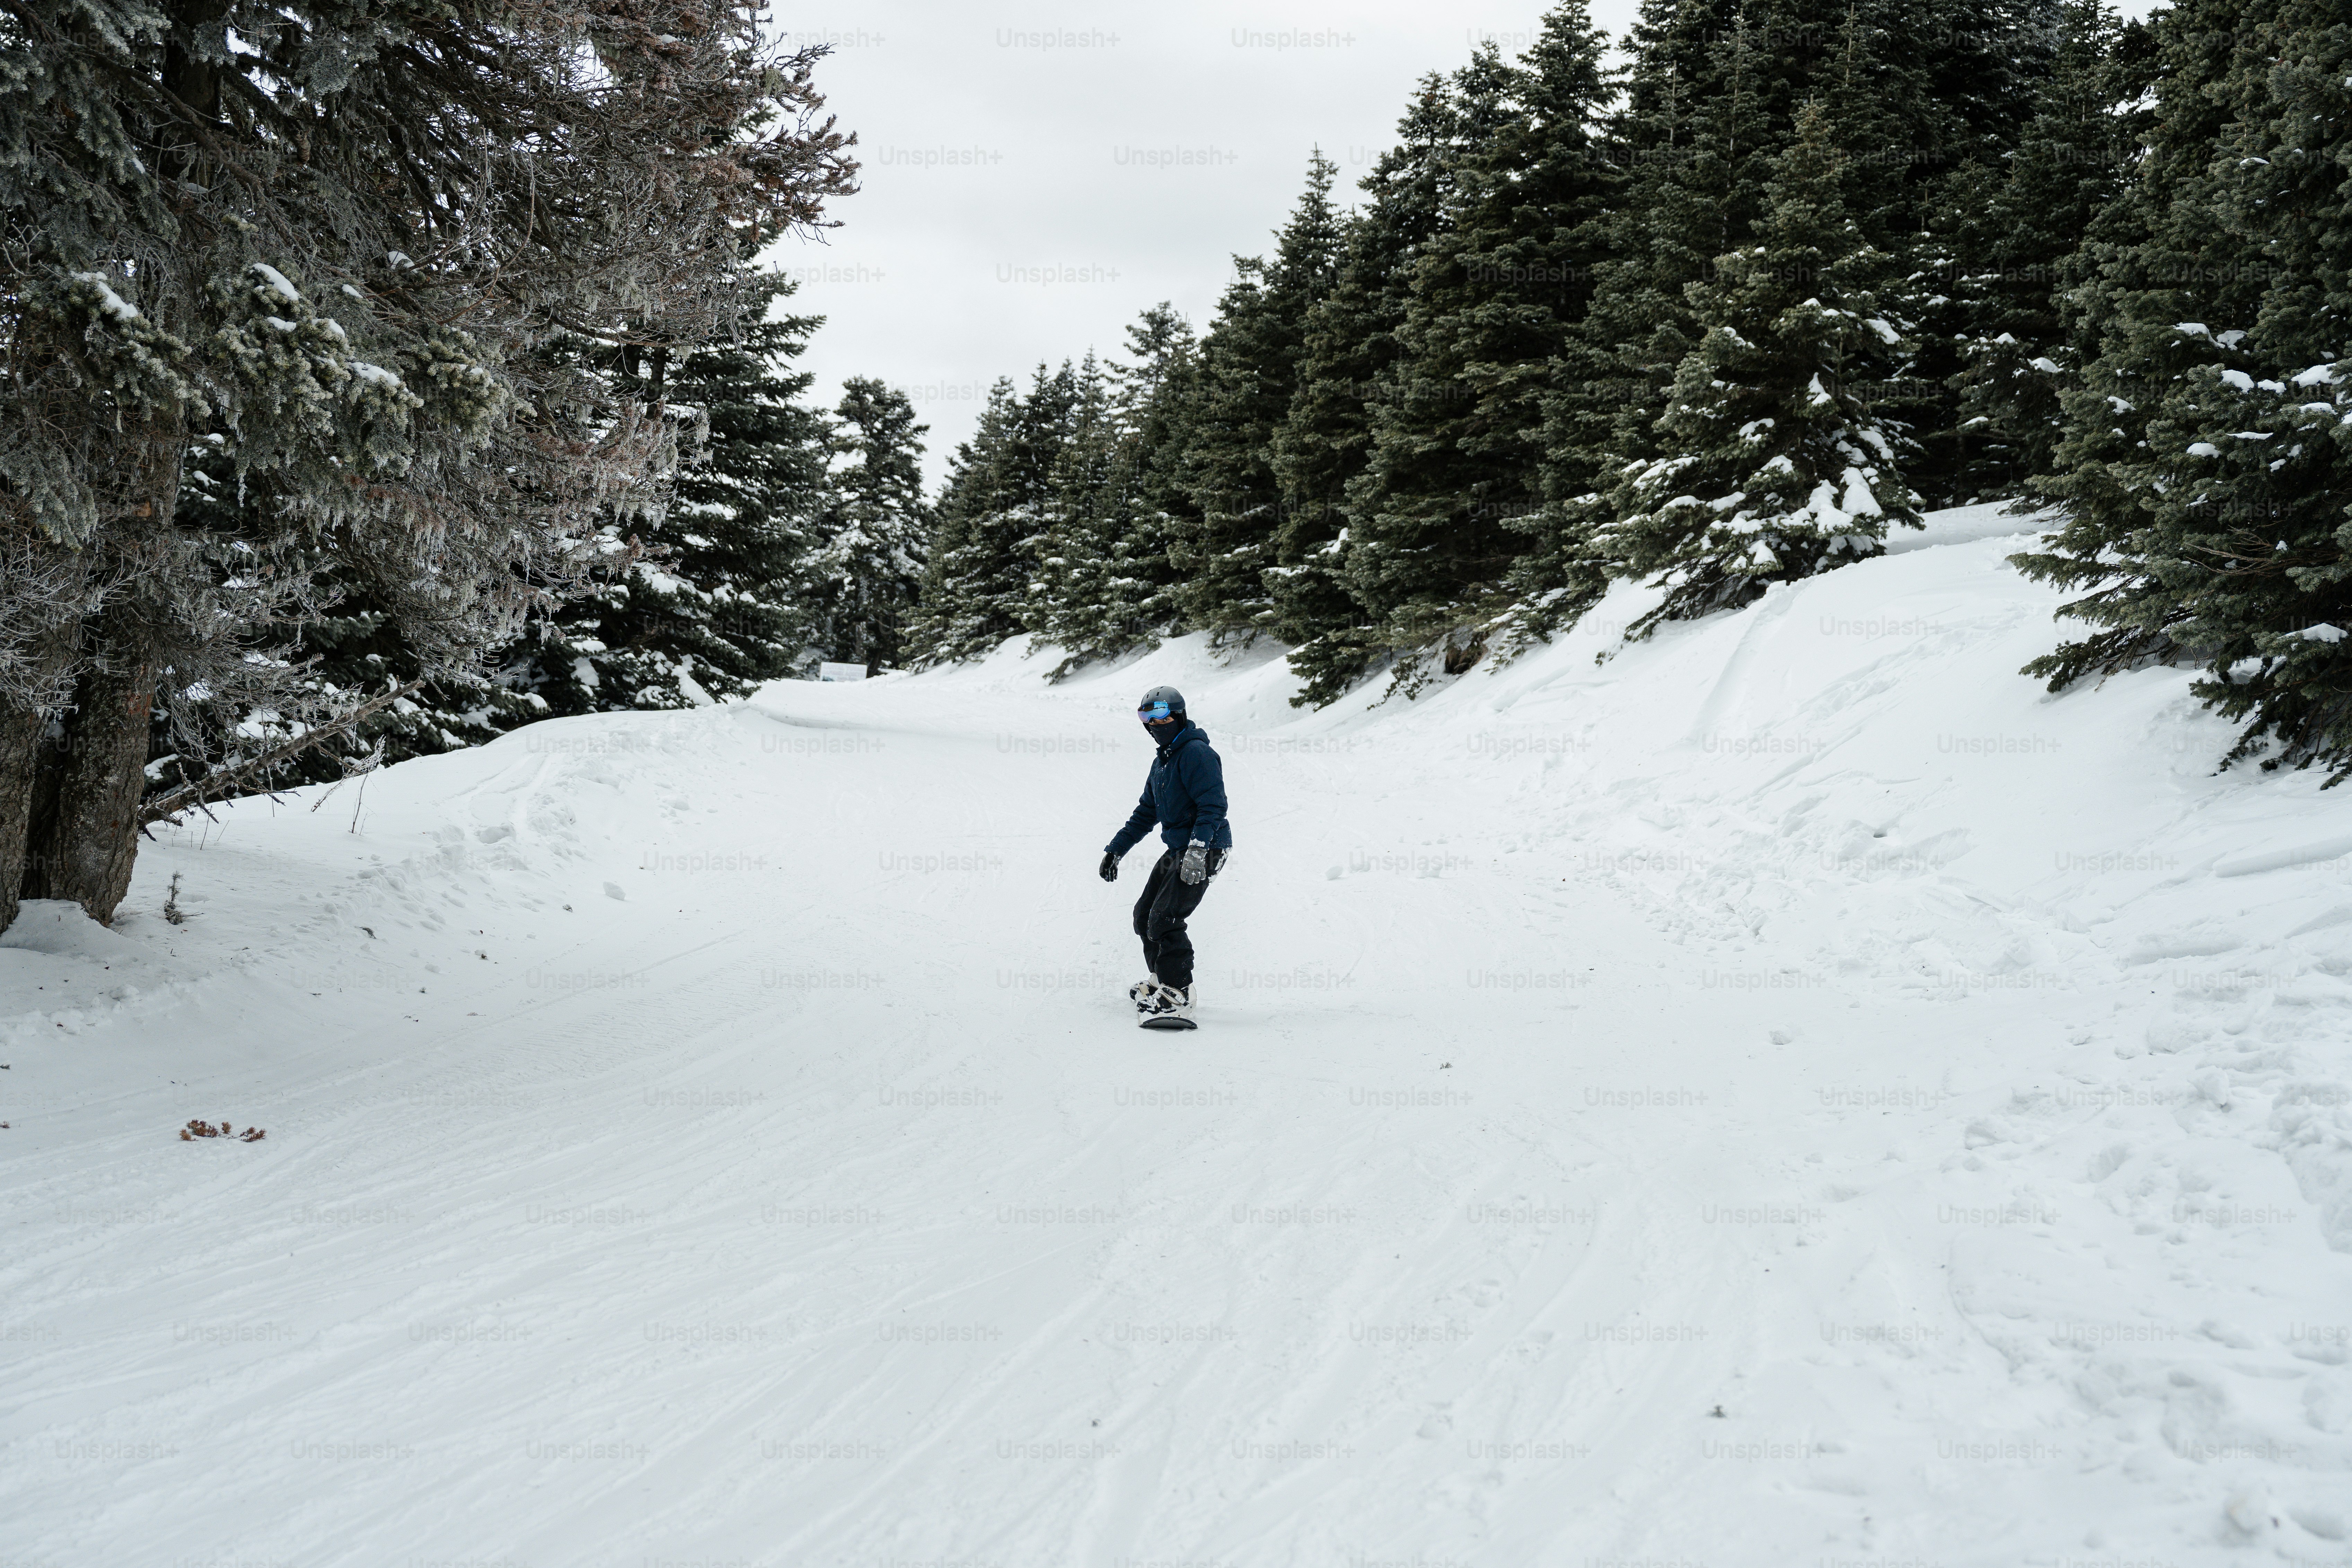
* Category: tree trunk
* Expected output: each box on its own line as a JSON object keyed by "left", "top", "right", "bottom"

{"left": 1, "top": 617, "right": 81, "bottom": 935}
{"left": 0, "top": 696, "right": 44, "bottom": 935}
{"left": 23, "top": 610, "right": 161, "bottom": 925}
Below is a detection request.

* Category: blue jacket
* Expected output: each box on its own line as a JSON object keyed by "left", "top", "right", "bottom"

{"left": 1108, "top": 721, "right": 1233, "bottom": 855}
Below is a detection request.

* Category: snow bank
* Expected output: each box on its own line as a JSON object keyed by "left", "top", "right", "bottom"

{"left": 4, "top": 509, "right": 2348, "bottom": 1567}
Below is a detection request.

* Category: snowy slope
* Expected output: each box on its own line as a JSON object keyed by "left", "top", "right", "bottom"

{"left": 5, "top": 506, "right": 2351, "bottom": 1567}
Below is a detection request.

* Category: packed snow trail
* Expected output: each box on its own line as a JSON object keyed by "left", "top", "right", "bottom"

{"left": 5, "top": 508, "right": 2351, "bottom": 1567}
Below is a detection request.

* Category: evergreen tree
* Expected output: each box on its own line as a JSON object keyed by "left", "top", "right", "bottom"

{"left": 911, "top": 364, "right": 1078, "bottom": 664}
{"left": 1821, "top": 0, "right": 2060, "bottom": 504}
{"left": 1273, "top": 95, "right": 1465, "bottom": 703}
{"left": 1602, "top": 100, "right": 1925, "bottom": 635}
{"left": 1342, "top": 5, "right": 1622, "bottom": 681}
{"left": 509, "top": 282, "right": 833, "bottom": 716}
{"left": 236, "top": 574, "right": 544, "bottom": 778}
{"left": 1514, "top": 0, "right": 1778, "bottom": 643}
{"left": 1027, "top": 353, "right": 1122, "bottom": 652}
{"left": 1110, "top": 304, "right": 1205, "bottom": 641}
{"left": 1029, "top": 308, "right": 1199, "bottom": 675}
{"left": 2015, "top": 0, "right": 2352, "bottom": 780}
{"left": 147, "top": 448, "right": 499, "bottom": 794}
{"left": 163, "top": 279, "right": 843, "bottom": 784}
{"left": 0, "top": 0, "right": 855, "bottom": 930}
{"left": 808, "top": 377, "right": 931, "bottom": 673}
{"left": 1514, "top": 0, "right": 2057, "bottom": 627}
{"left": 1944, "top": 0, "right": 2138, "bottom": 496}
{"left": 1171, "top": 155, "right": 1345, "bottom": 640}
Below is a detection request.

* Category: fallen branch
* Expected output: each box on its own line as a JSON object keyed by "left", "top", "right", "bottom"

{"left": 141, "top": 679, "right": 427, "bottom": 827}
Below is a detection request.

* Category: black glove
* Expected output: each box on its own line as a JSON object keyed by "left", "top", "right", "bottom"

{"left": 1098, "top": 851, "right": 1119, "bottom": 883}
{"left": 1179, "top": 843, "right": 1209, "bottom": 885}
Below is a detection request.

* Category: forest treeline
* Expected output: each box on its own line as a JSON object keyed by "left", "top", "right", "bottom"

{"left": 5, "top": 0, "right": 2349, "bottom": 936}
{"left": 915, "top": 0, "right": 2352, "bottom": 783}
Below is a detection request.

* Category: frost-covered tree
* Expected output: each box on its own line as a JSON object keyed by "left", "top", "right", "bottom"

{"left": 1024, "top": 308, "right": 1200, "bottom": 675}
{"left": 1944, "top": 0, "right": 2142, "bottom": 497}
{"left": 807, "top": 377, "right": 931, "bottom": 674}
{"left": 1601, "top": 101, "right": 1924, "bottom": 636}
{"left": 911, "top": 366, "right": 1078, "bottom": 665}
{"left": 507, "top": 281, "right": 834, "bottom": 717}
{"left": 1342, "top": 5, "right": 1620, "bottom": 682}
{"left": 1171, "top": 155, "right": 1344, "bottom": 640}
{"left": 0, "top": 0, "right": 856, "bottom": 931}
{"left": 1272, "top": 89, "right": 1464, "bottom": 704}
{"left": 2015, "top": 0, "right": 2352, "bottom": 780}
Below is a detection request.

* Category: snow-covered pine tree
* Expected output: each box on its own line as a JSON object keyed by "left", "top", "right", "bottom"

{"left": 0, "top": 0, "right": 855, "bottom": 931}
{"left": 908, "top": 381, "right": 1015, "bottom": 665}
{"left": 1806, "top": 0, "right": 2060, "bottom": 505}
{"left": 1028, "top": 310, "right": 1198, "bottom": 675}
{"left": 807, "top": 377, "right": 931, "bottom": 674}
{"left": 2014, "top": 0, "right": 2352, "bottom": 779}
{"left": 508, "top": 279, "right": 833, "bottom": 717}
{"left": 1273, "top": 102, "right": 1462, "bottom": 705}
{"left": 1104, "top": 304, "right": 1204, "bottom": 650}
{"left": 910, "top": 365, "right": 1078, "bottom": 665}
{"left": 1510, "top": 0, "right": 1771, "bottom": 646}
{"left": 1944, "top": 0, "right": 2140, "bottom": 498}
{"left": 155, "top": 451, "right": 547, "bottom": 789}
{"left": 1171, "top": 155, "right": 1345, "bottom": 641}
{"left": 1025, "top": 352, "right": 1122, "bottom": 650}
{"left": 1602, "top": 99, "right": 1925, "bottom": 636}
{"left": 181, "top": 276, "right": 838, "bottom": 786}
{"left": 1342, "top": 5, "right": 1621, "bottom": 684}
{"left": 1512, "top": 0, "right": 2052, "bottom": 633}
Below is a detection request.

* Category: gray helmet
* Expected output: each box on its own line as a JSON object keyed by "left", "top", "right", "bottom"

{"left": 1136, "top": 685, "right": 1186, "bottom": 722}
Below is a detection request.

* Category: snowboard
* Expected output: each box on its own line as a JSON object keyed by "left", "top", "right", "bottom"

{"left": 1138, "top": 1014, "right": 1198, "bottom": 1032}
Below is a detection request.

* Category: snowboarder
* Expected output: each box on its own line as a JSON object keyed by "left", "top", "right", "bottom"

{"left": 1098, "top": 686, "right": 1231, "bottom": 1029}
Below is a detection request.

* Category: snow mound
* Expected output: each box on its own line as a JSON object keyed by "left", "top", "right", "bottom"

{"left": 4, "top": 508, "right": 2348, "bottom": 1567}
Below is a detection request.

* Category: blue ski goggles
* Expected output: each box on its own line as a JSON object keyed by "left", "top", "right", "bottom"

{"left": 1137, "top": 701, "right": 1178, "bottom": 723}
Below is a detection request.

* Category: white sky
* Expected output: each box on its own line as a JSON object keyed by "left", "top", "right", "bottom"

{"left": 768, "top": 0, "right": 2162, "bottom": 487}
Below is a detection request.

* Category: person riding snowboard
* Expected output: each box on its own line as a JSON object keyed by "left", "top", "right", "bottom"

{"left": 1099, "top": 686, "right": 1230, "bottom": 1026}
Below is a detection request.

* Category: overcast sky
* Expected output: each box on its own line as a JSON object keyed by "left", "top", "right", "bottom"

{"left": 766, "top": 0, "right": 2158, "bottom": 488}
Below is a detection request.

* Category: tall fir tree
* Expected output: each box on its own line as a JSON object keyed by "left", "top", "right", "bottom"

{"left": 1340, "top": 5, "right": 1622, "bottom": 682}
{"left": 2015, "top": 0, "right": 2352, "bottom": 779}
{"left": 1820, "top": 0, "right": 2060, "bottom": 504}
{"left": 1515, "top": 0, "right": 2057, "bottom": 632}
{"left": 0, "top": 0, "right": 854, "bottom": 930}
{"left": 1943, "top": 0, "right": 2140, "bottom": 497}
{"left": 1026, "top": 353, "right": 1122, "bottom": 652}
{"left": 808, "top": 377, "right": 931, "bottom": 673}
{"left": 911, "top": 364, "right": 1078, "bottom": 664}
{"left": 1029, "top": 308, "right": 1199, "bottom": 675}
{"left": 1514, "top": 0, "right": 1776, "bottom": 643}
{"left": 171, "top": 278, "right": 840, "bottom": 785}
{"left": 1272, "top": 99, "right": 1464, "bottom": 703}
{"left": 1601, "top": 99, "right": 1924, "bottom": 635}
{"left": 1110, "top": 303, "right": 1205, "bottom": 646}
{"left": 1170, "top": 154, "right": 1345, "bottom": 641}
{"left": 508, "top": 281, "right": 833, "bottom": 716}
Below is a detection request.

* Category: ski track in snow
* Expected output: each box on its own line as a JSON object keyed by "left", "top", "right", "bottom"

{"left": 5, "top": 505, "right": 2352, "bottom": 1566}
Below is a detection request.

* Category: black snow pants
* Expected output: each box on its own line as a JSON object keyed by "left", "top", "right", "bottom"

{"left": 1133, "top": 848, "right": 1224, "bottom": 989}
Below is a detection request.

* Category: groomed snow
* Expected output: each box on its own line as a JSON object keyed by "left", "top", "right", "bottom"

{"left": 5, "top": 508, "right": 2350, "bottom": 1565}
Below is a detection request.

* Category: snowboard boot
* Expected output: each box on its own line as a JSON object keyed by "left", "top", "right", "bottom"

{"left": 1128, "top": 975, "right": 1164, "bottom": 1013}
{"left": 1137, "top": 981, "right": 1197, "bottom": 1030}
